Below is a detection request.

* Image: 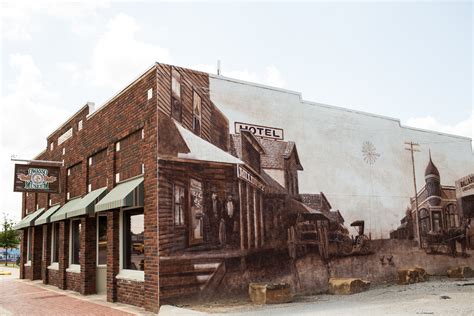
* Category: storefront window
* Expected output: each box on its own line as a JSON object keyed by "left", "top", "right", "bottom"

{"left": 51, "top": 223, "right": 60, "bottom": 263}
{"left": 189, "top": 179, "right": 204, "bottom": 245}
{"left": 444, "top": 204, "right": 458, "bottom": 229}
{"left": 432, "top": 211, "right": 441, "bottom": 232}
{"left": 419, "top": 209, "right": 430, "bottom": 235}
{"left": 70, "top": 220, "right": 81, "bottom": 265}
{"left": 173, "top": 184, "right": 185, "bottom": 226}
{"left": 97, "top": 216, "right": 107, "bottom": 265}
{"left": 123, "top": 209, "right": 144, "bottom": 271}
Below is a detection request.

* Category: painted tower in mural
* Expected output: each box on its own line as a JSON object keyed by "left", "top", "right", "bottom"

{"left": 425, "top": 152, "right": 442, "bottom": 207}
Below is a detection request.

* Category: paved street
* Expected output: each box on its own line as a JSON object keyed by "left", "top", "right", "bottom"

{"left": 0, "top": 267, "right": 147, "bottom": 316}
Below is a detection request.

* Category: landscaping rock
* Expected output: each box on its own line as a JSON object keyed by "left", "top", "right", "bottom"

{"left": 249, "top": 283, "right": 293, "bottom": 304}
{"left": 397, "top": 267, "right": 428, "bottom": 285}
{"left": 447, "top": 266, "right": 474, "bottom": 279}
{"left": 328, "top": 278, "right": 371, "bottom": 295}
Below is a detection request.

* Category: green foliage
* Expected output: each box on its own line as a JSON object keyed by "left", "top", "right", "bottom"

{"left": 0, "top": 214, "right": 20, "bottom": 265}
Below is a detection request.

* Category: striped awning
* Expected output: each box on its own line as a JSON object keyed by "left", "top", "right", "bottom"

{"left": 50, "top": 197, "right": 82, "bottom": 222}
{"left": 34, "top": 204, "right": 61, "bottom": 226}
{"left": 67, "top": 187, "right": 107, "bottom": 219}
{"left": 14, "top": 208, "right": 45, "bottom": 230}
{"left": 95, "top": 177, "right": 144, "bottom": 212}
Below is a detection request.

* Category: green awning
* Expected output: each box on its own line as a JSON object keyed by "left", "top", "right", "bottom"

{"left": 67, "top": 187, "right": 107, "bottom": 219}
{"left": 95, "top": 177, "right": 144, "bottom": 212}
{"left": 14, "top": 208, "right": 45, "bottom": 230}
{"left": 50, "top": 197, "right": 82, "bottom": 222}
{"left": 34, "top": 204, "right": 62, "bottom": 226}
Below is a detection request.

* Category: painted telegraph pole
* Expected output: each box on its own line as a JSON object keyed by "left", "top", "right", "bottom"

{"left": 405, "top": 142, "right": 422, "bottom": 249}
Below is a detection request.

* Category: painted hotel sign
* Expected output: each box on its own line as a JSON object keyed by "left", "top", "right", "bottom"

{"left": 235, "top": 122, "right": 284, "bottom": 140}
{"left": 14, "top": 164, "right": 60, "bottom": 193}
{"left": 237, "top": 166, "right": 265, "bottom": 191}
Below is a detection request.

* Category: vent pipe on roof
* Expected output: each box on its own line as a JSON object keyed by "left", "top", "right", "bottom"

{"left": 217, "top": 60, "right": 221, "bottom": 76}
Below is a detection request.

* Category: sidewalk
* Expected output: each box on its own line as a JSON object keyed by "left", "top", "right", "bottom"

{"left": 0, "top": 270, "right": 153, "bottom": 316}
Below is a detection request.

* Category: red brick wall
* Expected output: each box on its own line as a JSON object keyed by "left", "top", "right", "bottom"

{"left": 66, "top": 162, "right": 83, "bottom": 199}
{"left": 88, "top": 148, "right": 108, "bottom": 191}
{"left": 115, "top": 129, "right": 143, "bottom": 181}
{"left": 117, "top": 279, "right": 145, "bottom": 307}
{"left": 48, "top": 269, "right": 60, "bottom": 287}
{"left": 66, "top": 272, "right": 81, "bottom": 292}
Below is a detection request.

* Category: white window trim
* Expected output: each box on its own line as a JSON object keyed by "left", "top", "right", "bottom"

{"left": 96, "top": 214, "right": 107, "bottom": 267}
{"left": 24, "top": 260, "right": 31, "bottom": 267}
{"left": 66, "top": 265, "right": 80, "bottom": 273}
{"left": 26, "top": 227, "right": 31, "bottom": 261}
{"left": 48, "top": 262, "right": 59, "bottom": 270}
{"left": 68, "top": 219, "right": 81, "bottom": 272}
{"left": 51, "top": 223, "right": 59, "bottom": 264}
{"left": 118, "top": 209, "right": 144, "bottom": 282}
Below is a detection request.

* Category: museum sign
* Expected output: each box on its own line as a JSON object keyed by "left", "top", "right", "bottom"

{"left": 13, "top": 164, "right": 60, "bottom": 193}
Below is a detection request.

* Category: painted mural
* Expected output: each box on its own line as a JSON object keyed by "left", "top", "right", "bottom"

{"left": 14, "top": 63, "right": 474, "bottom": 312}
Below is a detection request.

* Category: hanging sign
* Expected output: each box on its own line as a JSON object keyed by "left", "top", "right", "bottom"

{"left": 234, "top": 122, "right": 284, "bottom": 140}
{"left": 456, "top": 174, "right": 474, "bottom": 198}
{"left": 14, "top": 164, "right": 60, "bottom": 193}
{"left": 237, "top": 166, "right": 265, "bottom": 191}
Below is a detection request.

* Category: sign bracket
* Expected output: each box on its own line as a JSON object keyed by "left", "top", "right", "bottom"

{"left": 11, "top": 157, "right": 64, "bottom": 166}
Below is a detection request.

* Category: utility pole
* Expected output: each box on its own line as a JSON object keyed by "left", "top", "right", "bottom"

{"left": 405, "top": 142, "right": 422, "bottom": 248}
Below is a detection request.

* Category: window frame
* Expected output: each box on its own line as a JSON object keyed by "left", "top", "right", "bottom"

{"left": 192, "top": 90, "right": 202, "bottom": 136}
{"left": 171, "top": 68, "right": 182, "bottom": 122}
{"left": 26, "top": 227, "right": 32, "bottom": 263}
{"left": 68, "top": 219, "right": 81, "bottom": 272}
{"left": 51, "top": 222, "right": 60, "bottom": 263}
{"left": 96, "top": 214, "right": 107, "bottom": 267}
{"left": 118, "top": 207, "right": 145, "bottom": 281}
{"left": 173, "top": 183, "right": 186, "bottom": 227}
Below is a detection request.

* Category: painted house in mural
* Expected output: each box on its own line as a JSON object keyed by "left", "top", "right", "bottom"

{"left": 13, "top": 63, "right": 339, "bottom": 312}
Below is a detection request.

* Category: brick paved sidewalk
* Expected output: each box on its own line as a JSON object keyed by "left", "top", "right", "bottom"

{"left": 0, "top": 278, "right": 151, "bottom": 316}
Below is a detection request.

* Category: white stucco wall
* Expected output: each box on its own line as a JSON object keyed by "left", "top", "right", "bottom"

{"left": 209, "top": 75, "right": 474, "bottom": 237}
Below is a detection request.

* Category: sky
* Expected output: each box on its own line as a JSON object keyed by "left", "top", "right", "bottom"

{"left": 0, "top": 0, "right": 472, "bottom": 221}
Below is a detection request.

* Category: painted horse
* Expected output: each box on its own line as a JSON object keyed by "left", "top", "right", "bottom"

{"left": 446, "top": 218, "right": 471, "bottom": 258}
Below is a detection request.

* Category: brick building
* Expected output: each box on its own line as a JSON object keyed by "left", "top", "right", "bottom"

{"left": 14, "top": 62, "right": 327, "bottom": 312}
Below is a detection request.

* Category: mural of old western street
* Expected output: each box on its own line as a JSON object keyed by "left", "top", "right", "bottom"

{"left": 9, "top": 62, "right": 473, "bottom": 314}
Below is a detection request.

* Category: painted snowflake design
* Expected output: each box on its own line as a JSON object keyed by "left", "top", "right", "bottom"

{"left": 362, "top": 141, "right": 380, "bottom": 165}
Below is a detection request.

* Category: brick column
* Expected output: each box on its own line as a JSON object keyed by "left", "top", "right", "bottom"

{"left": 144, "top": 96, "right": 159, "bottom": 313}
{"left": 31, "top": 226, "right": 43, "bottom": 280}
{"left": 80, "top": 216, "right": 96, "bottom": 295}
{"left": 58, "top": 220, "right": 69, "bottom": 290}
{"left": 42, "top": 224, "right": 51, "bottom": 284}
{"left": 107, "top": 210, "right": 120, "bottom": 302}
{"left": 19, "top": 230, "right": 27, "bottom": 279}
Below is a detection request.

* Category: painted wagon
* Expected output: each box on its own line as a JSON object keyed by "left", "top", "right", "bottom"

{"left": 287, "top": 211, "right": 330, "bottom": 260}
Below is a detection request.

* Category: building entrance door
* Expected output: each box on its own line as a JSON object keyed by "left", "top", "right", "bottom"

{"left": 96, "top": 214, "right": 107, "bottom": 294}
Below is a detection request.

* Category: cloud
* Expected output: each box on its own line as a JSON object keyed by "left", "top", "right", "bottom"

{"left": 88, "top": 13, "right": 171, "bottom": 90}
{"left": 1, "top": 54, "right": 69, "bottom": 220}
{"left": 1, "top": 0, "right": 110, "bottom": 41}
{"left": 190, "top": 63, "right": 287, "bottom": 88}
{"left": 405, "top": 115, "right": 472, "bottom": 139}
{"left": 264, "top": 65, "right": 286, "bottom": 88}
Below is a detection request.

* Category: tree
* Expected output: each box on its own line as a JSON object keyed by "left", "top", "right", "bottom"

{"left": 0, "top": 214, "right": 20, "bottom": 266}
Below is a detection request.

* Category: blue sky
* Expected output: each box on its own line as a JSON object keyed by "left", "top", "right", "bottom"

{"left": 0, "top": 0, "right": 472, "bottom": 219}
